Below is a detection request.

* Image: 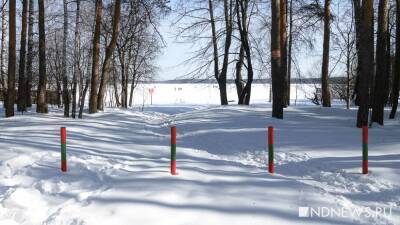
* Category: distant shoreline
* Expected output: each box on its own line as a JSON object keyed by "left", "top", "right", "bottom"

{"left": 149, "top": 77, "right": 347, "bottom": 84}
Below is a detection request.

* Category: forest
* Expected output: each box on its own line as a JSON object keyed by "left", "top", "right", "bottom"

{"left": 0, "top": 1, "right": 399, "bottom": 224}
{"left": 0, "top": 0, "right": 398, "bottom": 128}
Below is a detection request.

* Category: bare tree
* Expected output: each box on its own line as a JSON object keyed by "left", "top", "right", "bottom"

{"left": 89, "top": 0, "right": 103, "bottom": 114}
{"left": 207, "top": 0, "right": 229, "bottom": 105}
{"left": 281, "top": 0, "right": 289, "bottom": 107}
{"left": 0, "top": 0, "right": 7, "bottom": 104}
{"left": 219, "top": 0, "right": 233, "bottom": 105}
{"left": 174, "top": 0, "right": 231, "bottom": 105}
{"left": 79, "top": 49, "right": 91, "bottom": 119}
{"left": 62, "top": 0, "right": 70, "bottom": 117}
{"left": 332, "top": 2, "right": 356, "bottom": 110}
{"left": 287, "top": 0, "right": 293, "bottom": 106}
{"left": 321, "top": 0, "right": 331, "bottom": 107}
{"left": 97, "top": 0, "right": 121, "bottom": 111}
{"left": 236, "top": 0, "right": 254, "bottom": 105}
{"left": 26, "top": 0, "right": 34, "bottom": 108}
{"left": 390, "top": 0, "right": 400, "bottom": 119}
{"left": 271, "top": 0, "right": 283, "bottom": 119}
{"left": 71, "top": 0, "right": 81, "bottom": 118}
{"left": 352, "top": 0, "right": 362, "bottom": 106}
{"left": 372, "top": 0, "right": 390, "bottom": 125}
{"left": 36, "top": 0, "right": 48, "bottom": 113}
{"left": 356, "top": 0, "right": 374, "bottom": 127}
{"left": 5, "top": 0, "right": 16, "bottom": 117}
{"left": 17, "top": 0, "right": 28, "bottom": 112}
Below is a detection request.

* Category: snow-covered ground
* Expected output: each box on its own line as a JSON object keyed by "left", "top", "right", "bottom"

{"left": 0, "top": 104, "right": 399, "bottom": 225}
{"left": 114, "top": 83, "right": 316, "bottom": 106}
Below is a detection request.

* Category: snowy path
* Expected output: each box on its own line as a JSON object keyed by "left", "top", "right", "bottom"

{"left": 0, "top": 105, "right": 399, "bottom": 225}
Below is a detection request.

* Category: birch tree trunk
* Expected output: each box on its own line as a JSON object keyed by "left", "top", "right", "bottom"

{"left": 72, "top": 0, "right": 81, "bottom": 118}
{"left": 0, "top": 0, "right": 7, "bottom": 105}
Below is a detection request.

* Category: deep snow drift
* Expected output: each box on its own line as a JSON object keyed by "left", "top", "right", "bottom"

{"left": 0, "top": 104, "right": 399, "bottom": 225}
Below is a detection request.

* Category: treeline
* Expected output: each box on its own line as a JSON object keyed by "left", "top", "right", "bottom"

{"left": 1, "top": 0, "right": 400, "bottom": 128}
{"left": 0, "top": 0, "right": 168, "bottom": 118}
{"left": 174, "top": 0, "right": 400, "bottom": 127}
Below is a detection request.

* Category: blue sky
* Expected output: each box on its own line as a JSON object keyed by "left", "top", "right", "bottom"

{"left": 156, "top": 13, "right": 194, "bottom": 81}
{"left": 155, "top": 1, "right": 343, "bottom": 81}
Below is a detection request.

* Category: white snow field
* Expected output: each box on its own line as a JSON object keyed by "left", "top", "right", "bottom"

{"left": 115, "top": 83, "right": 315, "bottom": 106}
{"left": 0, "top": 104, "right": 399, "bottom": 225}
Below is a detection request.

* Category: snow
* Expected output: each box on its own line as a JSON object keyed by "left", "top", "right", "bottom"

{"left": 0, "top": 103, "right": 399, "bottom": 225}
{"left": 118, "top": 83, "right": 315, "bottom": 106}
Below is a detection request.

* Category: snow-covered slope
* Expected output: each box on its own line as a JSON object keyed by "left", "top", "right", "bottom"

{"left": 0, "top": 105, "right": 399, "bottom": 225}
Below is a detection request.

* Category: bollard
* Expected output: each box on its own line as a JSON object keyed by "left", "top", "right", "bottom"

{"left": 171, "top": 126, "right": 178, "bottom": 175}
{"left": 268, "top": 126, "right": 274, "bottom": 173}
{"left": 61, "top": 127, "right": 67, "bottom": 172}
{"left": 362, "top": 126, "right": 368, "bottom": 174}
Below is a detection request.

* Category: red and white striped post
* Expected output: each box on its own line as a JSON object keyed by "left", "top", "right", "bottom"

{"left": 362, "top": 126, "right": 368, "bottom": 174}
{"left": 170, "top": 126, "right": 178, "bottom": 175}
{"left": 268, "top": 126, "right": 275, "bottom": 173}
{"left": 61, "top": 127, "right": 67, "bottom": 172}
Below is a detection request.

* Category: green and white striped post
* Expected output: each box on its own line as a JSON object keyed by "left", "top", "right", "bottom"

{"left": 61, "top": 127, "right": 67, "bottom": 172}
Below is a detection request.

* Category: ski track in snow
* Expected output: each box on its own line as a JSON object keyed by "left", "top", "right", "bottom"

{"left": 0, "top": 105, "right": 399, "bottom": 225}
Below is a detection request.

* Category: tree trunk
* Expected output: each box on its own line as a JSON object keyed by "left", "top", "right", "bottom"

{"left": 37, "top": 0, "right": 48, "bottom": 113}
{"left": 56, "top": 76, "right": 62, "bottom": 108}
{"left": 123, "top": 53, "right": 130, "bottom": 108}
{"left": 129, "top": 69, "right": 137, "bottom": 107}
{"left": 390, "top": 0, "right": 400, "bottom": 118}
{"left": 352, "top": 0, "right": 362, "bottom": 106}
{"left": 112, "top": 63, "right": 121, "bottom": 107}
{"left": 0, "top": 0, "right": 7, "bottom": 106}
{"left": 71, "top": 0, "right": 80, "bottom": 118}
{"left": 89, "top": 0, "right": 103, "bottom": 114}
{"left": 235, "top": 45, "right": 244, "bottom": 102}
{"left": 372, "top": 0, "right": 389, "bottom": 125}
{"left": 280, "top": 0, "right": 289, "bottom": 107}
{"left": 17, "top": 0, "right": 28, "bottom": 112}
{"left": 287, "top": 0, "right": 293, "bottom": 106}
{"left": 219, "top": 0, "right": 233, "bottom": 105}
{"left": 118, "top": 48, "right": 126, "bottom": 108}
{"left": 26, "top": 0, "right": 34, "bottom": 107}
{"left": 356, "top": 0, "right": 374, "bottom": 127}
{"left": 5, "top": 0, "right": 16, "bottom": 117}
{"left": 271, "top": 0, "right": 283, "bottom": 118}
{"left": 79, "top": 50, "right": 91, "bottom": 119}
{"left": 346, "top": 46, "right": 351, "bottom": 110}
{"left": 208, "top": 0, "right": 228, "bottom": 105}
{"left": 321, "top": 0, "right": 332, "bottom": 107}
{"left": 79, "top": 77, "right": 89, "bottom": 119}
{"left": 97, "top": 0, "right": 121, "bottom": 111}
{"left": 236, "top": 0, "right": 253, "bottom": 105}
{"left": 62, "top": 0, "right": 70, "bottom": 117}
